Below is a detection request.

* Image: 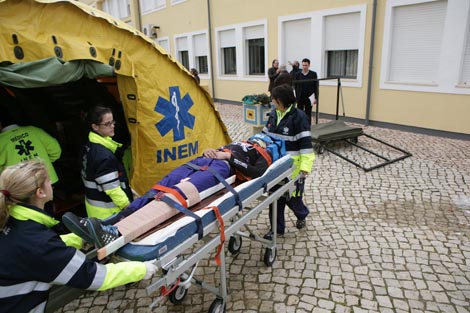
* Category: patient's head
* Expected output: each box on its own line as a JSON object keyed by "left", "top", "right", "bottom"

{"left": 248, "top": 133, "right": 273, "bottom": 149}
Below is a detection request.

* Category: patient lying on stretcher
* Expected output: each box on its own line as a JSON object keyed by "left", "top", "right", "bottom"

{"left": 63, "top": 133, "right": 285, "bottom": 249}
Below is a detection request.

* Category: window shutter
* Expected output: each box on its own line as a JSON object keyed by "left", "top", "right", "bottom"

{"left": 220, "top": 29, "right": 235, "bottom": 48}
{"left": 388, "top": 0, "right": 447, "bottom": 83}
{"left": 194, "top": 34, "right": 207, "bottom": 57}
{"left": 244, "top": 25, "right": 263, "bottom": 40}
{"left": 157, "top": 39, "right": 169, "bottom": 52}
{"left": 325, "top": 12, "right": 360, "bottom": 50}
{"left": 176, "top": 37, "right": 188, "bottom": 51}
{"left": 282, "top": 18, "right": 311, "bottom": 65}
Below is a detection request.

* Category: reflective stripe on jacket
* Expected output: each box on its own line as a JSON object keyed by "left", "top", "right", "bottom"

{"left": 80, "top": 132, "right": 132, "bottom": 218}
{"left": 0, "top": 204, "right": 145, "bottom": 313}
{"left": 263, "top": 105, "right": 315, "bottom": 178}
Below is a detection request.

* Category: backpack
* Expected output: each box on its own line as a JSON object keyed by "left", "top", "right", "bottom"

{"left": 248, "top": 133, "right": 286, "bottom": 164}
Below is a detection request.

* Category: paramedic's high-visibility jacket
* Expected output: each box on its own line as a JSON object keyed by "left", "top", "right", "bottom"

{"left": 263, "top": 104, "right": 315, "bottom": 179}
{"left": 80, "top": 132, "right": 133, "bottom": 219}
{"left": 0, "top": 204, "right": 146, "bottom": 313}
{"left": 0, "top": 124, "right": 61, "bottom": 183}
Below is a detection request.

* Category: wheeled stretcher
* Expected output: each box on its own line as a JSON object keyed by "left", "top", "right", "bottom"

{"left": 110, "top": 155, "right": 297, "bottom": 312}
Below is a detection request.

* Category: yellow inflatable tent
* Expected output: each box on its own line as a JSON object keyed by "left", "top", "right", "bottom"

{"left": 0, "top": 0, "right": 231, "bottom": 196}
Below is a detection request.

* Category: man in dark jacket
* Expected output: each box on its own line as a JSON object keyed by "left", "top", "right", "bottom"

{"left": 293, "top": 58, "right": 319, "bottom": 126}
{"left": 273, "top": 65, "right": 293, "bottom": 88}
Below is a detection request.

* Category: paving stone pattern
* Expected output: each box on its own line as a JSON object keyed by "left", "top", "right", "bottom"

{"left": 56, "top": 103, "right": 470, "bottom": 313}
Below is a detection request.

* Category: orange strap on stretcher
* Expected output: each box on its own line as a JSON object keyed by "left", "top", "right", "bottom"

{"left": 152, "top": 184, "right": 187, "bottom": 208}
{"left": 208, "top": 206, "right": 225, "bottom": 266}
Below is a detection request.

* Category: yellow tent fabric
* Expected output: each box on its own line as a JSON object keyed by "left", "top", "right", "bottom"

{"left": 0, "top": 0, "right": 231, "bottom": 194}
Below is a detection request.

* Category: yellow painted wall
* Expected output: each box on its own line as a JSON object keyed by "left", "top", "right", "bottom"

{"left": 81, "top": 0, "right": 470, "bottom": 135}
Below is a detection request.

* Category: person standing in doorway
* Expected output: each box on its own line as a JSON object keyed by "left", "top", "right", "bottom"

{"left": 293, "top": 58, "right": 319, "bottom": 126}
{"left": 267, "top": 59, "right": 280, "bottom": 95}
{"left": 80, "top": 106, "right": 133, "bottom": 219}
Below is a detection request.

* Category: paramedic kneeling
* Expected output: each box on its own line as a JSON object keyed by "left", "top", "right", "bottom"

{"left": 263, "top": 84, "right": 315, "bottom": 239}
{"left": 0, "top": 160, "right": 157, "bottom": 313}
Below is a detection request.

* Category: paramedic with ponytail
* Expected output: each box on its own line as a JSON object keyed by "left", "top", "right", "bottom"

{"left": 0, "top": 160, "right": 157, "bottom": 313}
{"left": 263, "top": 84, "right": 315, "bottom": 239}
{"left": 81, "top": 106, "right": 133, "bottom": 219}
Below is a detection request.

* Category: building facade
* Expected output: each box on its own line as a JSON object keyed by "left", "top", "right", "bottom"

{"left": 83, "top": 0, "right": 470, "bottom": 137}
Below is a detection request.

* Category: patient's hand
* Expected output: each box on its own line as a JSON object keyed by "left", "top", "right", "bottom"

{"left": 203, "top": 149, "right": 230, "bottom": 160}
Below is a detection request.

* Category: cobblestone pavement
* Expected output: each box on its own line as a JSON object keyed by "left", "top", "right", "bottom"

{"left": 56, "top": 103, "right": 470, "bottom": 313}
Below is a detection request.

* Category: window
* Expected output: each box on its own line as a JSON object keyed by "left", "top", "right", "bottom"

{"left": 179, "top": 51, "right": 189, "bottom": 69}
{"left": 324, "top": 12, "right": 360, "bottom": 79}
{"left": 388, "top": 1, "right": 447, "bottom": 84}
{"left": 282, "top": 18, "right": 311, "bottom": 70}
{"left": 216, "top": 22, "right": 267, "bottom": 79}
{"left": 156, "top": 38, "right": 170, "bottom": 53}
{"left": 244, "top": 25, "right": 265, "bottom": 76}
{"left": 247, "top": 39, "right": 264, "bottom": 75}
{"left": 140, "top": 0, "right": 165, "bottom": 14}
{"left": 197, "top": 56, "right": 208, "bottom": 74}
{"left": 327, "top": 50, "right": 358, "bottom": 78}
{"left": 176, "top": 37, "right": 189, "bottom": 69}
{"left": 219, "top": 29, "right": 237, "bottom": 75}
{"left": 223, "top": 47, "right": 237, "bottom": 75}
{"left": 102, "top": 0, "right": 129, "bottom": 19}
{"left": 194, "top": 34, "right": 208, "bottom": 74}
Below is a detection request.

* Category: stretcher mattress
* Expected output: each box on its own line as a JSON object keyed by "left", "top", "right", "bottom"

{"left": 116, "top": 155, "right": 293, "bottom": 261}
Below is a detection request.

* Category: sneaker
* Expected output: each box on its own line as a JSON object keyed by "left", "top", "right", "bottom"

{"left": 296, "top": 218, "right": 306, "bottom": 230}
{"left": 262, "top": 230, "right": 285, "bottom": 241}
{"left": 62, "top": 212, "right": 94, "bottom": 243}
{"left": 87, "top": 217, "right": 120, "bottom": 248}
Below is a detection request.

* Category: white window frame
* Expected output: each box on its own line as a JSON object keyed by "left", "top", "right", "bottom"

{"left": 155, "top": 36, "right": 170, "bottom": 54}
{"left": 215, "top": 20, "right": 268, "bottom": 82}
{"left": 173, "top": 31, "right": 211, "bottom": 79}
{"left": 380, "top": 0, "right": 470, "bottom": 94}
{"left": 278, "top": 5, "right": 366, "bottom": 88}
{"left": 171, "top": 0, "right": 187, "bottom": 6}
{"left": 140, "top": 0, "right": 166, "bottom": 15}
{"left": 102, "top": 0, "right": 130, "bottom": 19}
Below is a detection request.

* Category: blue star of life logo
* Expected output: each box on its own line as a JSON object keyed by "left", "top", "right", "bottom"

{"left": 155, "top": 86, "right": 195, "bottom": 141}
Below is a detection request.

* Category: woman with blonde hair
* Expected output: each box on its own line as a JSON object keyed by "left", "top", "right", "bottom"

{"left": 0, "top": 160, "right": 157, "bottom": 313}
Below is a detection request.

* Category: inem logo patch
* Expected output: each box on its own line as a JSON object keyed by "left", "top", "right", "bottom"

{"left": 155, "top": 86, "right": 195, "bottom": 141}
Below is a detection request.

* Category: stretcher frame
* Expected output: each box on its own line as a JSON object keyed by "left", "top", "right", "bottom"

{"left": 114, "top": 165, "right": 296, "bottom": 312}
{"left": 311, "top": 77, "right": 412, "bottom": 171}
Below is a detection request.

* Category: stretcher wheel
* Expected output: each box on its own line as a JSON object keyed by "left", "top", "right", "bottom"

{"left": 208, "top": 298, "right": 226, "bottom": 313}
{"left": 228, "top": 235, "right": 242, "bottom": 255}
{"left": 263, "top": 247, "right": 276, "bottom": 266}
{"left": 168, "top": 285, "right": 188, "bottom": 305}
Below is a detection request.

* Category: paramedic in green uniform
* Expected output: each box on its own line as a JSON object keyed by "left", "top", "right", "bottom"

{"left": 0, "top": 116, "right": 61, "bottom": 184}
